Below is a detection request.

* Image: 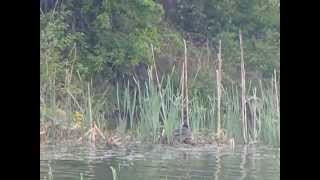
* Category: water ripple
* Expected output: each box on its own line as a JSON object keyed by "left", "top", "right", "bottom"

{"left": 41, "top": 144, "right": 280, "bottom": 180}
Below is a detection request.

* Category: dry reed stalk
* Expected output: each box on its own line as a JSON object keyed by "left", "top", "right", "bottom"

{"left": 184, "top": 39, "right": 190, "bottom": 128}
{"left": 180, "top": 62, "right": 185, "bottom": 126}
{"left": 216, "top": 70, "right": 221, "bottom": 131}
{"left": 216, "top": 40, "right": 222, "bottom": 134}
{"left": 207, "top": 39, "right": 210, "bottom": 65}
{"left": 258, "top": 80, "right": 263, "bottom": 136}
{"left": 88, "top": 83, "right": 93, "bottom": 129}
{"left": 218, "top": 40, "right": 222, "bottom": 83}
{"left": 151, "top": 44, "right": 161, "bottom": 90}
{"left": 151, "top": 44, "right": 165, "bottom": 114}
{"left": 179, "top": 60, "right": 185, "bottom": 143}
{"left": 274, "top": 69, "right": 280, "bottom": 117}
{"left": 240, "top": 30, "right": 248, "bottom": 143}
{"left": 253, "top": 87, "right": 257, "bottom": 141}
{"left": 274, "top": 69, "right": 280, "bottom": 142}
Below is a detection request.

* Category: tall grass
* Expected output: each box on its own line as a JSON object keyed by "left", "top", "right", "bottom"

{"left": 41, "top": 40, "right": 279, "bottom": 146}
{"left": 223, "top": 85, "right": 243, "bottom": 143}
{"left": 136, "top": 77, "right": 162, "bottom": 142}
{"left": 110, "top": 67, "right": 279, "bottom": 146}
{"left": 258, "top": 79, "right": 280, "bottom": 146}
{"left": 41, "top": 64, "right": 279, "bottom": 146}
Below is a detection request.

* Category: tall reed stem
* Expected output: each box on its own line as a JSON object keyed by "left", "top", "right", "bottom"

{"left": 216, "top": 40, "right": 222, "bottom": 133}
{"left": 184, "top": 39, "right": 190, "bottom": 127}
{"left": 87, "top": 82, "right": 94, "bottom": 142}
{"left": 274, "top": 69, "right": 280, "bottom": 142}
{"left": 240, "top": 30, "right": 248, "bottom": 143}
{"left": 274, "top": 70, "right": 279, "bottom": 117}
{"left": 253, "top": 87, "right": 257, "bottom": 141}
{"left": 180, "top": 63, "right": 185, "bottom": 128}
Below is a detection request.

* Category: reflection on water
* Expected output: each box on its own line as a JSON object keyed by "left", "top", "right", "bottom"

{"left": 40, "top": 144, "right": 280, "bottom": 180}
{"left": 239, "top": 145, "right": 248, "bottom": 180}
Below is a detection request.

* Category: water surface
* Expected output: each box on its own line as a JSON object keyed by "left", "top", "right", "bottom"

{"left": 40, "top": 143, "right": 280, "bottom": 180}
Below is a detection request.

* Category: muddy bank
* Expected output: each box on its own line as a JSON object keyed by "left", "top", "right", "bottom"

{"left": 40, "top": 126, "right": 241, "bottom": 149}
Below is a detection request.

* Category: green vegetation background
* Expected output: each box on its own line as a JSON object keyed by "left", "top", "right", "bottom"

{"left": 40, "top": 0, "right": 279, "bottom": 145}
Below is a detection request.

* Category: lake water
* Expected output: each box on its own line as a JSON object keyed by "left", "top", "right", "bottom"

{"left": 40, "top": 143, "right": 280, "bottom": 180}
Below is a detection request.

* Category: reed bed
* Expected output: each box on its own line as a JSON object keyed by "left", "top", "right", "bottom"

{"left": 40, "top": 38, "right": 280, "bottom": 146}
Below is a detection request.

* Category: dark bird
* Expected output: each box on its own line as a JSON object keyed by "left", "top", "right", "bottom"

{"left": 172, "top": 124, "right": 193, "bottom": 144}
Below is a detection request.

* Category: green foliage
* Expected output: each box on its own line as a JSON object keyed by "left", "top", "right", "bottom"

{"left": 41, "top": 0, "right": 165, "bottom": 82}
{"left": 41, "top": 0, "right": 279, "bottom": 82}
{"left": 82, "top": 0, "right": 164, "bottom": 79}
{"left": 174, "top": 0, "right": 280, "bottom": 79}
{"left": 40, "top": 0, "right": 280, "bottom": 146}
{"left": 40, "top": 8, "right": 87, "bottom": 82}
